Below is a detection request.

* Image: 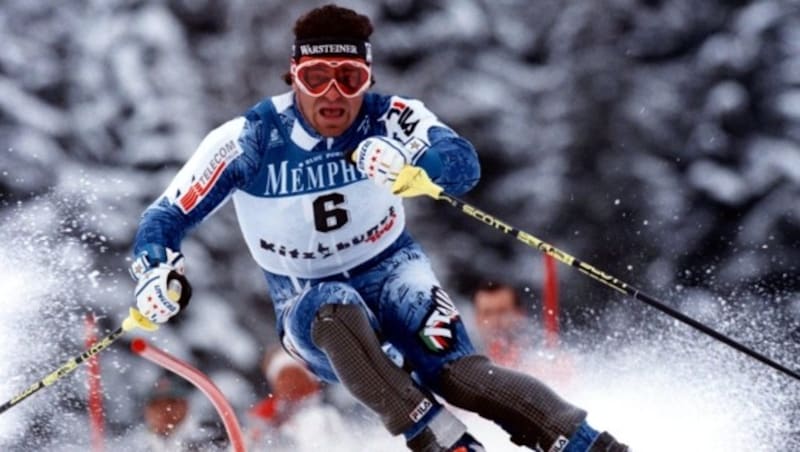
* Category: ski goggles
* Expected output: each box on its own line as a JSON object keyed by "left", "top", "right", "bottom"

{"left": 291, "top": 58, "right": 371, "bottom": 98}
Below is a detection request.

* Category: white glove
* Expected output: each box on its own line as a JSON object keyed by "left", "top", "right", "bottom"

{"left": 129, "top": 247, "right": 185, "bottom": 281}
{"left": 131, "top": 247, "right": 190, "bottom": 324}
{"left": 354, "top": 136, "right": 426, "bottom": 191}
{"left": 134, "top": 264, "right": 187, "bottom": 324}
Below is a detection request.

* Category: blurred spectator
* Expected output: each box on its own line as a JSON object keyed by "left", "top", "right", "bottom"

{"left": 247, "top": 347, "right": 346, "bottom": 451}
{"left": 471, "top": 280, "right": 574, "bottom": 390}
{"left": 143, "top": 372, "right": 193, "bottom": 450}
{"left": 118, "top": 371, "right": 226, "bottom": 452}
{"left": 471, "top": 280, "right": 532, "bottom": 368}
{"left": 116, "top": 372, "right": 196, "bottom": 451}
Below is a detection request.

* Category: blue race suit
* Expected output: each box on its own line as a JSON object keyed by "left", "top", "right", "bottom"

{"left": 133, "top": 91, "right": 480, "bottom": 387}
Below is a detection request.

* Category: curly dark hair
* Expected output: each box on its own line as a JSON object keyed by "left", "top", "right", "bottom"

{"left": 282, "top": 4, "right": 374, "bottom": 85}
{"left": 294, "top": 4, "right": 373, "bottom": 41}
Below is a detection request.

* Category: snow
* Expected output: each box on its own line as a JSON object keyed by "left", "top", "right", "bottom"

{"left": 776, "top": 90, "right": 800, "bottom": 121}
{"left": 687, "top": 160, "right": 749, "bottom": 205}
{"left": 0, "top": 244, "right": 41, "bottom": 440}
{"left": 0, "top": 76, "right": 69, "bottom": 135}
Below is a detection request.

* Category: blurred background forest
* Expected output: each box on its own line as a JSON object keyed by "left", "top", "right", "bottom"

{"left": 1, "top": 0, "right": 799, "bottom": 450}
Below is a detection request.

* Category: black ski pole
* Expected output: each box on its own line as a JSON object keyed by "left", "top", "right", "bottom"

{"left": 391, "top": 166, "right": 800, "bottom": 383}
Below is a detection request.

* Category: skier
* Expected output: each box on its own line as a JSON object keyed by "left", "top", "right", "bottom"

{"left": 129, "top": 4, "right": 628, "bottom": 452}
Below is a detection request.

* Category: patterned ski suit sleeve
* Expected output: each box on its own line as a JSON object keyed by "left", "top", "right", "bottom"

{"left": 132, "top": 116, "right": 262, "bottom": 256}
{"left": 380, "top": 96, "right": 480, "bottom": 196}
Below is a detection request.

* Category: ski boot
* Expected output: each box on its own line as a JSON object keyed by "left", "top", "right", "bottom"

{"left": 449, "top": 433, "right": 485, "bottom": 452}
{"left": 588, "top": 431, "right": 629, "bottom": 452}
{"left": 408, "top": 430, "right": 485, "bottom": 452}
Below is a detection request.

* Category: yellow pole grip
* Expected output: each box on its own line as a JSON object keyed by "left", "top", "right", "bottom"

{"left": 122, "top": 307, "right": 159, "bottom": 332}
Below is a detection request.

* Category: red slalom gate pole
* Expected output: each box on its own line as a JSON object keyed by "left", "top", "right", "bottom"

{"left": 542, "top": 254, "right": 560, "bottom": 349}
{"left": 131, "top": 339, "right": 246, "bottom": 452}
{"left": 84, "top": 314, "right": 105, "bottom": 452}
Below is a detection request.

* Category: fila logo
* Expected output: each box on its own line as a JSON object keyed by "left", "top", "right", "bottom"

{"left": 409, "top": 398, "right": 433, "bottom": 423}
{"left": 547, "top": 436, "right": 569, "bottom": 452}
{"left": 387, "top": 100, "right": 420, "bottom": 136}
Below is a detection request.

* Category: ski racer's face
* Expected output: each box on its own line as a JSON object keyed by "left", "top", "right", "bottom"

{"left": 292, "top": 56, "right": 369, "bottom": 137}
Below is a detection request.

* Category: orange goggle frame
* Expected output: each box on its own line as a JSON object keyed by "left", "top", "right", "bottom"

{"left": 292, "top": 59, "right": 371, "bottom": 98}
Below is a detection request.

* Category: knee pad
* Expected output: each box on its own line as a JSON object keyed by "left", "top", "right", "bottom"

{"left": 438, "top": 355, "right": 586, "bottom": 450}
{"left": 311, "top": 303, "right": 434, "bottom": 435}
{"left": 280, "top": 283, "right": 374, "bottom": 381}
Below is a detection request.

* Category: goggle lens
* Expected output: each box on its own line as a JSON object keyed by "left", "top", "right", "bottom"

{"left": 294, "top": 60, "right": 371, "bottom": 97}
